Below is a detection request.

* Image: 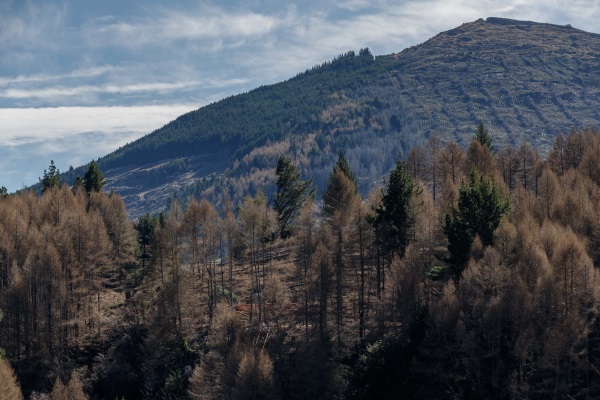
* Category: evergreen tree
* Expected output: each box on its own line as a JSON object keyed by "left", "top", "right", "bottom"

{"left": 323, "top": 153, "right": 358, "bottom": 217}
{"left": 40, "top": 160, "right": 61, "bottom": 193}
{"left": 273, "top": 156, "right": 315, "bottom": 238}
{"left": 335, "top": 152, "right": 357, "bottom": 190}
{"left": 475, "top": 122, "right": 493, "bottom": 150}
{"left": 134, "top": 213, "right": 157, "bottom": 271}
{"left": 374, "top": 158, "right": 421, "bottom": 258}
{"left": 83, "top": 160, "right": 106, "bottom": 193}
{"left": 72, "top": 176, "right": 85, "bottom": 193}
{"left": 444, "top": 169, "right": 509, "bottom": 279}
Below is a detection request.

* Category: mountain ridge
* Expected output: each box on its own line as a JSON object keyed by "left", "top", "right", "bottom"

{"left": 60, "top": 17, "right": 600, "bottom": 217}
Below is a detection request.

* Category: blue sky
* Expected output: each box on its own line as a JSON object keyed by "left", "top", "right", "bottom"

{"left": 1, "top": 0, "right": 599, "bottom": 191}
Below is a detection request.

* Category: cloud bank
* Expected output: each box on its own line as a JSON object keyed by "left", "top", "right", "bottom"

{"left": 0, "top": 105, "right": 198, "bottom": 191}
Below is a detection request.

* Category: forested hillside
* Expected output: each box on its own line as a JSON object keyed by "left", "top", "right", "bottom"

{"left": 59, "top": 17, "right": 600, "bottom": 218}
{"left": 3, "top": 126, "right": 600, "bottom": 399}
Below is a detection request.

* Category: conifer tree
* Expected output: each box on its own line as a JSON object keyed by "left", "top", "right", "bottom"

{"left": 475, "top": 122, "right": 493, "bottom": 150}
{"left": 135, "top": 213, "right": 157, "bottom": 270}
{"left": 83, "top": 160, "right": 106, "bottom": 193}
{"left": 50, "top": 376, "right": 68, "bottom": 399}
{"left": 374, "top": 158, "right": 421, "bottom": 258}
{"left": 335, "top": 152, "right": 357, "bottom": 189}
{"left": 323, "top": 153, "right": 358, "bottom": 217}
{"left": 444, "top": 169, "right": 509, "bottom": 279}
{"left": 49, "top": 371, "right": 89, "bottom": 399}
{"left": 72, "top": 176, "right": 85, "bottom": 193}
{"left": 273, "top": 156, "right": 315, "bottom": 238}
{"left": 0, "top": 358, "right": 23, "bottom": 400}
{"left": 40, "top": 160, "right": 61, "bottom": 193}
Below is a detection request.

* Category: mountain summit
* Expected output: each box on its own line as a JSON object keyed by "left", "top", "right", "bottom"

{"left": 65, "top": 17, "right": 600, "bottom": 217}
{"left": 387, "top": 17, "right": 600, "bottom": 145}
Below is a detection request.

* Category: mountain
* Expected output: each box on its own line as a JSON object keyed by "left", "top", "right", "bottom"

{"left": 63, "top": 17, "right": 600, "bottom": 217}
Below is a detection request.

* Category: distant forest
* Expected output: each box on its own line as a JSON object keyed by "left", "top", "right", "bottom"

{"left": 59, "top": 49, "right": 417, "bottom": 217}
{"left": 3, "top": 126, "right": 600, "bottom": 399}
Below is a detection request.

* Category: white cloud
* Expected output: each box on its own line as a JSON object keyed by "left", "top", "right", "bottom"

{"left": 90, "top": 6, "right": 281, "bottom": 49}
{"left": 0, "top": 105, "right": 199, "bottom": 146}
{"left": 0, "top": 81, "right": 200, "bottom": 100}
{"left": 0, "top": 2, "right": 66, "bottom": 47}
{"left": 335, "top": 0, "right": 374, "bottom": 11}
{"left": 0, "top": 71, "right": 249, "bottom": 106}
{"left": 0, "top": 65, "right": 119, "bottom": 86}
{"left": 0, "top": 104, "right": 201, "bottom": 191}
{"left": 235, "top": 0, "right": 600, "bottom": 83}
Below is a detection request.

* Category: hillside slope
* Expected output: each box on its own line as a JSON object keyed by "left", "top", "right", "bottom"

{"left": 388, "top": 17, "right": 600, "bottom": 146}
{"left": 64, "top": 17, "right": 600, "bottom": 217}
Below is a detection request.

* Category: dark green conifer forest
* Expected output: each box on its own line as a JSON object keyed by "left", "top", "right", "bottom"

{"left": 3, "top": 127, "right": 600, "bottom": 399}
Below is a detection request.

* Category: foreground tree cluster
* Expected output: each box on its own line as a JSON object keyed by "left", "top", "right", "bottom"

{"left": 2, "top": 128, "right": 600, "bottom": 399}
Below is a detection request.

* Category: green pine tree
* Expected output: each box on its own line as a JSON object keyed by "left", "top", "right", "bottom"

{"left": 72, "top": 176, "right": 85, "bottom": 193}
{"left": 135, "top": 213, "right": 157, "bottom": 270}
{"left": 334, "top": 152, "right": 357, "bottom": 190}
{"left": 323, "top": 153, "right": 358, "bottom": 217}
{"left": 83, "top": 160, "right": 106, "bottom": 193}
{"left": 39, "top": 160, "right": 61, "bottom": 194}
{"left": 273, "top": 156, "right": 315, "bottom": 238}
{"left": 443, "top": 168, "right": 509, "bottom": 279}
{"left": 475, "top": 122, "right": 493, "bottom": 150}
{"left": 374, "top": 158, "right": 421, "bottom": 258}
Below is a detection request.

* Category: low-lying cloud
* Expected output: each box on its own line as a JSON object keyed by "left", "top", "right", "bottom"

{"left": 0, "top": 105, "right": 198, "bottom": 191}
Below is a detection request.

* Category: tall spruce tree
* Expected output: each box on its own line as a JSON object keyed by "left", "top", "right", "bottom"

{"left": 273, "top": 156, "right": 315, "bottom": 238}
{"left": 72, "top": 176, "right": 85, "bottom": 193}
{"left": 323, "top": 153, "right": 358, "bottom": 218}
{"left": 135, "top": 213, "right": 157, "bottom": 270}
{"left": 83, "top": 160, "right": 106, "bottom": 193}
{"left": 444, "top": 169, "right": 509, "bottom": 279}
{"left": 475, "top": 122, "right": 493, "bottom": 150}
{"left": 374, "top": 158, "right": 421, "bottom": 258}
{"left": 40, "top": 160, "right": 61, "bottom": 193}
{"left": 335, "top": 152, "right": 357, "bottom": 189}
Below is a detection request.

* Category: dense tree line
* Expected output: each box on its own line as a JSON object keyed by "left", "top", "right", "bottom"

{"left": 3, "top": 127, "right": 600, "bottom": 399}
{"left": 96, "top": 48, "right": 388, "bottom": 173}
{"left": 59, "top": 51, "right": 414, "bottom": 218}
{"left": 0, "top": 182, "right": 135, "bottom": 398}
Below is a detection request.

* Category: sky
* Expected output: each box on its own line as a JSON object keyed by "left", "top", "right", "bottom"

{"left": 1, "top": 0, "right": 599, "bottom": 191}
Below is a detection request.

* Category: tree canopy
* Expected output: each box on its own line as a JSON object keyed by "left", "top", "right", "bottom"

{"left": 443, "top": 168, "right": 509, "bottom": 278}
{"left": 39, "top": 160, "right": 61, "bottom": 193}
{"left": 323, "top": 153, "right": 358, "bottom": 218}
{"left": 475, "top": 122, "right": 493, "bottom": 150}
{"left": 7, "top": 127, "right": 600, "bottom": 399}
{"left": 273, "top": 156, "right": 315, "bottom": 238}
{"left": 373, "top": 158, "right": 421, "bottom": 258}
{"left": 134, "top": 213, "right": 157, "bottom": 270}
{"left": 83, "top": 160, "right": 106, "bottom": 193}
